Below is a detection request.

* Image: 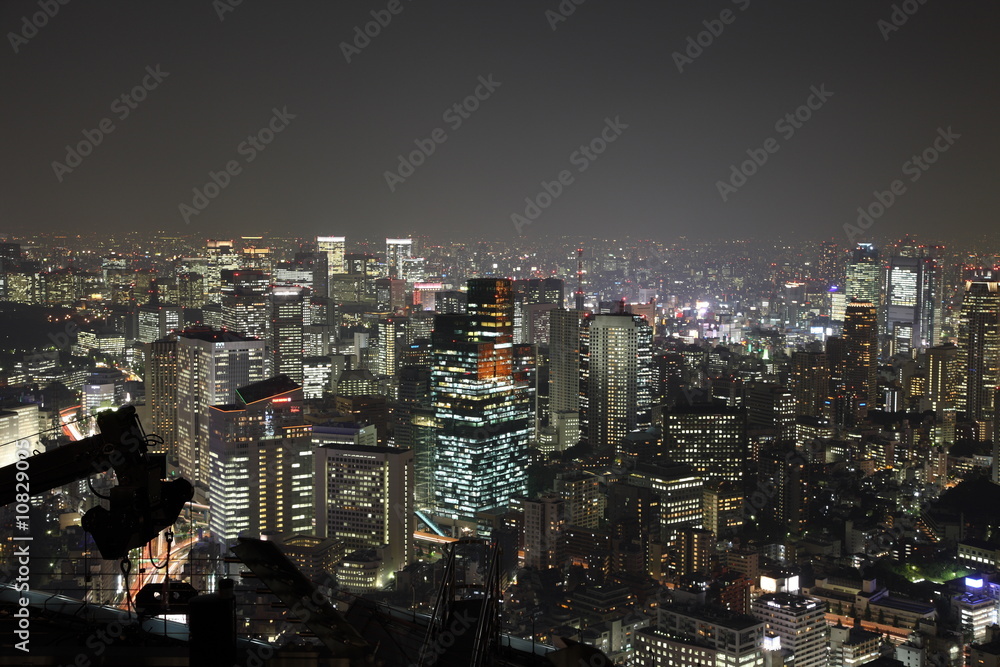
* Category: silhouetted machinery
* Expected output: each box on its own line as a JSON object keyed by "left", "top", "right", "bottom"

{"left": 0, "top": 405, "right": 193, "bottom": 560}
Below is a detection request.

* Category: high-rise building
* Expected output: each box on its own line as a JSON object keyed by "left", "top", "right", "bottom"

{"left": 627, "top": 461, "right": 703, "bottom": 543}
{"left": 554, "top": 470, "right": 603, "bottom": 530}
{"left": 271, "top": 286, "right": 306, "bottom": 384}
{"left": 885, "top": 255, "right": 942, "bottom": 352}
{"left": 926, "top": 342, "right": 960, "bottom": 413}
{"left": 957, "top": 281, "right": 1000, "bottom": 426}
{"left": 843, "top": 301, "right": 879, "bottom": 419}
{"left": 790, "top": 348, "right": 830, "bottom": 418}
{"left": 522, "top": 494, "right": 566, "bottom": 570}
{"left": 549, "top": 309, "right": 583, "bottom": 449}
{"left": 316, "top": 236, "right": 346, "bottom": 279}
{"left": 752, "top": 593, "right": 828, "bottom": 667}
{"left": 313, "top": 442, "right": 414, "bottom": 587}
{"left": 221, "top": 269, "right": 270, "bottom": 341}
{"left": 376, "top": 317, "right": 408, "bottom": 378}
{"left": 385, "top": 238, "right": 413, "bottom": 280}
{"left": 845, "top": 243, "right": 880, "bottom": 307}
{"left": 137, "top": 304, "right": 182, "bottom": 344}
{"left": 208, "top": 376, "right": 312, "bottom": 544}
{"left": 746, "top": 384, "right": 795, "bottom": 438}
{"left": 579, "top": 313, "right": 653, "bottom": 449}
{"left": 662, "top": 404, "right": 747, "bottom": 484}
{"left": 176, "top": 328, "right": 266, "bottom": 494}
{"left": 431, "top": 278, "right": 530, "bottom": 521}
{"left": 146, "top": 335, "right": 179, "bottom": 460}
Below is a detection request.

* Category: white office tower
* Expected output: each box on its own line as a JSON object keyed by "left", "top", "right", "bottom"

{"left": 580, "top": 312, "right": 654, "bottom": 449}
{"left": 314, "top": 443, "right": 414, "bottom": 590}
{"left": 208, "top": 376, "right": 312, "bottom": 545}
{"left": 176, "top": 328, "right": 265, "bottom": 495}
{"left": 271, "top": 286, "right": 306, "bottom": 384}
{"left": 385, "top": 238, "right": 413, "bottom": 280}
{"left": 752, "top": 593, "right": 829, "bottom": 667}
{"left": 317, "top": 236, "right": 346, "bottom": 279}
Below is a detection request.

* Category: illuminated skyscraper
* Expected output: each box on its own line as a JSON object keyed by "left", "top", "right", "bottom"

{"left": 885, "top": 255, "right": 941, "bottom": 352}
{"left": 385, "top": 238, "right": 413, "bottom": 280}
{"left": 316, "top": 235, "right": 346, "bottom": 278}
{"left": 176, "top": 327, "right": 265, "bottom": 495}
{"left": 843, "top": 301, "right": 878, "bottom": 419}
{"left": 208, "top": 375, "right": 312, "bottom": 544}
{"left": 271, "top": 286, "right": 306, "bottom": 384}
{"left": 662, "top": 404, "right": 746, "bottom": 484}
{"left": 579, "top": 313, "right": 653, "bottom": 449}
{"left": 314, "top": 442, "right": 414, "bottom": 586}
{"left": 845, "top": 243, "right": 879, "bottom": 307}
{"left": 146, "top": 335, "right": 179, "bottom": 461}
{"left": 221, "top": 269, "right": 270, "bottom": 340}
{"left": 431, "top": 278, "right": 530, "bottom": 521}
{"left": 957, "top": 281, "right": 1000, "bottom": 427}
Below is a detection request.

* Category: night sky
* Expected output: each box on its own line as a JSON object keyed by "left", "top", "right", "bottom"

{"left": 2, "top": 0, "right": 998, "bottom": 244}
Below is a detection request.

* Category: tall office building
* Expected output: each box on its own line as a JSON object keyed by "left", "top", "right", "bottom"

{"left": 579, "top": 313, "right": 653, "bottom": 449}
{"left": 627, "top": 461, "right": 703, "bottom": 543}
{"left": 137, "top": 304, "right": 182, "bottom": 344}
{"left": 752, "top": 594, "right": 828, "bottom": 667}
{"left": 790, "top": 348, "right": 830, "bottom": 418}
{"left": 549, "top": 309, "right": 583, "bottom": 449}
{"left": 385, "top": 238, "right": 413, "bottom": 280}
{"left": 513, "top": 278, "right": 565, "bottom": 344}
{"left": 845, "top": 243, "right": 880, "bottom": 307}
{"left": 314, "top": 443, "right": 414, "bottom": 587}
{"left": 885, "top": 255, "right": 941, "bottom": 352}
{"left": 522, "top": 494, "right": 566, "bottom": 570}
{"left": 208, "top": 376, "right": 312, "bottom": 544}
{"left": 176, "top": 328, "right": 266, "bottom": 494}
{"left": 145, "top": 335, "right": 179, "bottom": 461}
{"left": 926, "top": 342, "right": 960, "bottom": 413}
{"left": 316, "top": 236, "right": 346, "bottom": 279}
{"left": 431, "top": 278, "right": 531, "bottom": 520}
{"left": 843, "top": 301, "right": 879, "bottom": 419}
{"left": 270, "top": 286, "right": 306, "bottom": 384}
{"left": 661, "top": 404, "right": 747, "bottom": 484}
{"left": 376, "top": 316, "right": 408, "bottom": 378}
{"left": 957, "top": 281, "right": 1000, "bottom": 426}
{"left": 746, "top": 384, "right": 795, "bottom": 439}
{"left": 221, "top": 269, "right": 270, "bottom": 341}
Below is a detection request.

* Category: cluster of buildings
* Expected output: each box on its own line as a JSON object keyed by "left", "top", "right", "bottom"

{"left": 2, "top": 231, "right": 1000, "bottom": 665}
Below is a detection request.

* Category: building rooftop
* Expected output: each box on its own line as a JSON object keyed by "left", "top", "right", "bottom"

{"left": 177, "top": 326, "right": 259, "bottom": 343}
{"left": 236, "top": 374, "right": 301, "bottom": 405}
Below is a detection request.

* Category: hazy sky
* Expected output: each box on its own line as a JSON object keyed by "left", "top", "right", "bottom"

{"left": 2, "top": 0, "right": 998, "bottom": 244}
